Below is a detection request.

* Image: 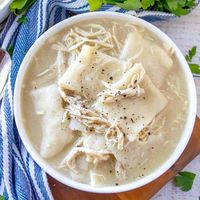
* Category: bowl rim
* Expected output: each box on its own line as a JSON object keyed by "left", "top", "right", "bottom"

{"left": 14, "top": 11, "right": 197, "bottom": 194}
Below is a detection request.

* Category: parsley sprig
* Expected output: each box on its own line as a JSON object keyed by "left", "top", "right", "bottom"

{"left": 88, "top": 0, "right": 196, "bottom": 16}
{"left": 175, "top": 171, "right": 196, "bottom": 192}
{"left": 185, "top": 46, "right": 200, "bottom": 74}
{"left": 0, "top": 195, "right": 5, "bottom": 200}
{"left": 9, "top": 0, "right": 36, "bottom": 23}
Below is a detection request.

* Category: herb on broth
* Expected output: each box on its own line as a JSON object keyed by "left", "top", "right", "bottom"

{"left": 185, "top": 46, "right": 200, "bottom": 74}
{"left": 175, "top": 171, "right": 196, "bottom": 192}
{"left": 88, "top": 0, "right": 196, "bottom": 16}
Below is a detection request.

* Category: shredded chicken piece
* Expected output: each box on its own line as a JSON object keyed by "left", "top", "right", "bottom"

{"left": 105, "top": 121, "right": 125, "bottom": 150}
{"left": 59, "top": 146, "right": 111, "bottom": 173}
{"left": 115, "top": 161, "right": 126, "bottom": 180}
{"left": 35, "top": 50, "right": 66, "bottom": 85}
{"left": 138, "top": 115, "right": 166, "bottom": 142}
{"left": 63, "top": 96, "right": 110, "bottom": 133}
{"left": 51, "top": 42, "right": 69, "bottom": 52}
{"left": 98, "top": 86, "right": 145, "bottom": 103}
{"left": 98, "top": 65, "right": 145, "bottom": 103}
{"left": 74, "top": 25, "right": 106, "bottom": 38}
{"left": 128, "top": 48, "right": 143, "bottom": 63}
{"left": 63, "top": 25, "right": 114, "bottom": 55}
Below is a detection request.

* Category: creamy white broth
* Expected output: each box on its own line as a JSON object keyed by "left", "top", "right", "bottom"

{"left": 21, "top": 19, "right": 188, "bottom": 187}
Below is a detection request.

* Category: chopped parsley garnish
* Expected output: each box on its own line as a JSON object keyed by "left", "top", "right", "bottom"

{"left": 175, "top": 171, "right": 196, "bottom": 192}
{"left": 88, "top": 0, "right": 196, "bottom": 16}
{"left": 185, "top": 46, "right": 200, "bottom": 74}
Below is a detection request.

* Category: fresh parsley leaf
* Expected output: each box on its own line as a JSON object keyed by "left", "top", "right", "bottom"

{"left": 175, "top": 171, "right": 196, "bottom": 192}
{"left": 17, "top": 15, "right": 27, "bottom": 23}
{"left": 185, "top": 0, "right": 196, "bottom": 7}
{"left": 116, "top": 0, "right": 142, "bottom": 10}
{"left": 87, "top": 0, "right": 196, "bottom": 16}
{"left": 0, "top": 195, "right": 5, "bottom": 200}
{"left": 10, "top": 0, "right": 36, "bottom": 15}
{"left": 88, "top": 0, "right": 103, "bottom": 11}
{"left": 185, "top": 46, "right": 200, "bottom": 74}
{"left": 185, "top": 46, "right": 197, "bottom": 62}
{"left": 189, "top": 63, "right": 200, "bottom": 74}
{"left": 10, "top": 0, "right": 27, "bottom": 15}
{"left": 7, "top": 45, "right": 14, "bottom": 57}
{"left": 166, "top": 0, "right": 185, "bottom": 10}
{"left": 171, "top": 5, "right": 189, "bottom": 16}
{"left": 141, "top": 0, "right": 155, "bottom": 9}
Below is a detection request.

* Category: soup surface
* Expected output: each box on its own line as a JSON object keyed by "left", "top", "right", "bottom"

{"left": 21, "top": 19, "right": 188, "bottom": 187}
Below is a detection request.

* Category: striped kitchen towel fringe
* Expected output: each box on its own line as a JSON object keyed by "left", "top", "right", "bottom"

{"left": 0, "top": 0, "right": 199, "bottom": 199}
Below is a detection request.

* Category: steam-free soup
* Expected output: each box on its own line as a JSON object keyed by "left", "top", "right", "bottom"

{"left": 21, "top": 19, "right": 188, "bottom": 187}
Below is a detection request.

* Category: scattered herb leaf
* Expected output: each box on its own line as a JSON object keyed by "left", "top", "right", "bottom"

{"left": 185, "top": 46, "right": 200, "bottom": 74}
{"left": 189, "top": 63, "right": 200, "bottom": 74}
{"left": 17, "top": 15, "right": 27, "bottom": 23}
{"left": 116, "top": 0, "right": 142, "bottom": 10}
{"left": 88, "top": 0, "right": 196, "bottom": 16}
{"left": 88, "top": 0, "right": 103, "bottom": 11}
{"left": 9, "top": 0, "right": 27, "bottom": 15}
{"left": 7, "top": 45, "right": 14, "bottom": 57}
{"left": 175, "top": 171, "right": 196, "bottom": 192}
{"left": 141, "top": 0, "right": 155, "bottom": 10}
{"left": 9, "top": 0, "right": 36, "bottom": 23}
{"left": 185, "top": 46, "right": 197, "bottom": 62}
{"left": 0, "top": 195, "right": 5, "bottom": 200}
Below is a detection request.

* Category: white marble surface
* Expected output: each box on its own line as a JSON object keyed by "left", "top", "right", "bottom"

{"left": 152, "top": 5, "right": 200, "bottom": 200}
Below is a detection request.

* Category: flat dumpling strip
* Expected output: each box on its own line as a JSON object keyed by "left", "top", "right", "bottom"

{"left": 31, "top": 84, "right": 74, "bottom": 159}
{"left": 107, "top": 139, "right": 145, "bottom": 170}
{"left": 64, "top": 96, "right": 110, "bottom": 134}
{"left": 58, "top": 45, "right": 132, "bottom": 99}
{"left": 98, "top": 63, "right": 145, "bottom": 103}
{"left": 58, "top": 45, "right": 94, "bottom": 93}
{"left": 93, "top": 64, "right": 168, "bottom": 142}
{"left": 120, "top": 31, "right": 173, "bottom": 88}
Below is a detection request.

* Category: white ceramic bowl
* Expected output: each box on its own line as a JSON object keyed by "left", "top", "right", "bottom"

{"left": 14, "top": 12, "right": 197, "bottom": 193}
{"left": 0, "top": 0, "right": 12, "bottom": 23}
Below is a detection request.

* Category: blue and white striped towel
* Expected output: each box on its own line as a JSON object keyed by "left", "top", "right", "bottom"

{"left": 0, "top": 0, "right": 199, "bottom": 199}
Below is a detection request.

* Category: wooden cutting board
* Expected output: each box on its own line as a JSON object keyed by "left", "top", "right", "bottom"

{"left": 48, "top": 116, "right": 200, "bottom": 200}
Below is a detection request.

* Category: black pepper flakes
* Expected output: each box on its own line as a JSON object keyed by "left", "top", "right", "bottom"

{"left": 115, "top": 183, "right": 119, "bottom": 186}
{"left": 109, "top": 76, "right": 113, "bottom": 80}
